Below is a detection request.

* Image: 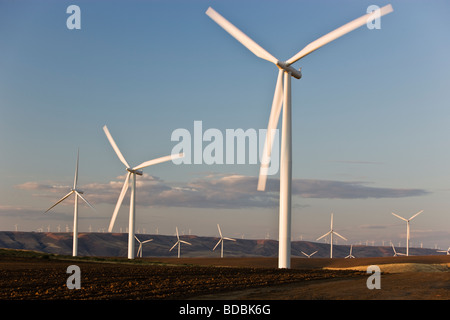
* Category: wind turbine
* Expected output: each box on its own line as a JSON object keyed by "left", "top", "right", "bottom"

{"left": 134, "top": 235, "right": 153, "bottom": 258}
{"left": 103, "top": 125, "right": 184, "bottom": 259}
{"left": 391, "top": 210, "right": 423, "bottom": 256}
{"left": 316, "top": 213, "right": 347, "bottom": 258}
{"left": 301, "top": 250, "right": 317, "bottom": 258}
{"left": 437, "top": 247, "right": 450, "bottom": 255}
{"left": 391, "top": 242, "right": 406, "bottom": 257}
{"left": 206, "top": 5, "right": 394, "bottom": 269}
{"left": 44, "top": 149, "right": 95, "bottom": 256}
{"left": 213, "top": 224, "right": 236, "bottom": 258}
{"left": 345, "top": 245, "right": 355, "bottom": 258}
{"left": 169, "top": 227, "right": 192, "bottom": 258}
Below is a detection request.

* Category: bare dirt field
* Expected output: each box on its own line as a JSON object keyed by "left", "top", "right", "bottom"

{"left": 0, "top": 250, "right": 448, "bottom": 300}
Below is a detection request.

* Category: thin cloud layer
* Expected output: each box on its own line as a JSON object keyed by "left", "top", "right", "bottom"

{"left": 15, "top": 173, "right": 429, "bottom": 209}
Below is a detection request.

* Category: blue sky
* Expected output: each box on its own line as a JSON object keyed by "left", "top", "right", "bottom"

{"left": 0, "top": 0, "right": 449, "bottom": 249}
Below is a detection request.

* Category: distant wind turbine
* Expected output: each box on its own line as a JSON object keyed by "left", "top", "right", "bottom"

{"left": 206, "top": 5, "right": 393, "bottom": 269}
{"left": 316, "top": 213, "right": 347, "bottom": 258}
{"left": 213, "top": 224, "right": 236, "bottom": 258}
{"left": 345, "top": 245, "right": 355, "bottom": 259}
{"left": 391, "top": 210, "right": 423, "bottom": 256}
{"left": 103, "top": 125, "right": 184, "bottom": 259}
{"left": 437, "top": 247, "right": 450, "bottom": 255}
{"left": 134, "top": 235, "right": 153, "bottom": 258}
{"left": 44, "top": 149, "right": 95, "bottom": 257}
{"left": 391, "top": 242, "right": 406, "bottom": 257}
{"left": 301, "top": 250, "right": 318, "bottom": 258}
{"left": 169, "top": 227, "right": 192, "bottom": 258}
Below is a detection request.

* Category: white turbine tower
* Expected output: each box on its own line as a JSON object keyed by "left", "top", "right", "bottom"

{"left": 316, "top": 213, "right": 347, "bottom": 258}
{"left": 391, "top": 210, "right": 423, "bottom": 256}
{"left": 391, "top": 242, "right": 406, "bottom": 257}
{"left": 169, "top": 227, "right": 192, "bottom": 258}
{"left": 103, "top": 125, "right": 184, "bottom": 259}
{"left": 345, "top": 244, "right": 355, "bottom": 258}
{"left": 206, "top": 5, "right": 393, "bottom": 269}
{"left": 301, "top": 250, "right": 317, "bottom": 258}
{"left": 213, "top": 224, "right": 236, "bottom": 258}
{"left": 44, "top": 149, "right": 95, "bottom": 256}
{"left": 134, "top": 235, "right": 153, "bottom": 258}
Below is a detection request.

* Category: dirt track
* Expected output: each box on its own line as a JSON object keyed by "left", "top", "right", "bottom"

{"left": 0, "top": 253, "right": 448, "bottom": 300}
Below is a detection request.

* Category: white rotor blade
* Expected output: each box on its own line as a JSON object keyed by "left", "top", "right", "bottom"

{"left": 223, "top": 237, "right": 236, "bottom": 242}
{"left": 287, "top": 4, "right": 394, "bottom": 65}
{"left": 45, "top": 191, "right": 74, "bottom": 213}
{"left": 409, "top": 210, "right": 423, "bottom": 221}
{"left": 217, "top": 224, "right": 223, "bottom": 238}
{"left": 257, "top": 69, "right": 284, "bottom": 191}
{"left": 133, "top": 153, "right": 184, "bottom": 171}
{"left": 137, "top": 246, "right": 142, "bottom": 256}
{"left": 142, "top": 239, "right": 153, "bottom": 244}
{"left": 213, "top": 239, "right": 222, "bottom": 251}
{"left": 391, "top": 212, "right": 408, "bottom": 222}
{"left": 75, "top": 191, "right": 96, "bottom": 211}
{"left": 169, "top": 241, "right": 179, "bottom": 252}
{"left": 73, "top": 149, "right": 79, "bottom": 189}
{"left": 333, "top": 231, "right": 347, "bottom": 241}
{"left": 180, "top": 240, "right": 192, "bottom": 245}
{"left": 206, "top": 7, "right": 278, "bottom": 64}
{"left": 301, "top": 251, "right": 308, "bottom": 257}
{"left": 311, "top": 251, "right": 318, "bottom": 256}
{"left": 108, "top": 172, "right": 131, "bottom": 232}
{"left": 103, "top": 125, "right": 130, "bottom": 168}
{"left": 134, "top": 235, "right": 141, "bottom": 243}
{"left": 316, "top": 230, "right": 331, "bottom": 241}
{"left": 176, "top": 227, "right": 179, "bottom": 240}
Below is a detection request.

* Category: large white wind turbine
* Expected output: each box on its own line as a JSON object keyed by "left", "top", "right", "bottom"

{"left": 135, "top": 235, "right": 153, "bottom": 258}
{"left": 391, "top": 210, "right": 423, "bottom": 256}
{"left": 316, "top": 213, "right": 347, "bottom": 258}
{"left": 169, "top": 227, "right": 192, "bottom": 258}
{"left": 206, "top": 5, "right": 393, "bottom": 268}
{"left": 103, "top": 125, "right": 184, "bottom": 259}
{"left": 213, "top": 224, "right": 236, "bottom": 258}
{"left": 44, "top": 149, "right": 95, "bottom": 257}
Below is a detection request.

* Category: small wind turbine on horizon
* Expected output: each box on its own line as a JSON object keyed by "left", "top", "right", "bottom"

{"left": 345, "top": 244, "right": 355, "bottom": 259}
{"left": 301, "top": 250, "right": 317, "bottom": 258}
{"left": 391, "top": 242, "right": 406, "bottom": 257}
{"left": 213, "top": 224, "right": 236, "bottom": 258}
{"left": 103, "top": 125, "right": 184, "bottom": 259}
{"left": 134, "top": 235, "right": 153, "bottom": 258}
{"left": 316, "top": 213, "right": 347, "bottom": 258}
{"left": 44, "top": 149, "right": 95, "bottom": 257}
{"left": 169, "top": 227, "right": 192, "bottom": 258}
{"left": 206, "top": 5, "right": 394, "bottom": 269}
{"left": 391, "top": 210, "right": 423, "bottom": 256}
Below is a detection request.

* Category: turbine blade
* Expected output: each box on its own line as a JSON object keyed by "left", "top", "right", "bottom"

{"left": 73, "top": 148, "right": 79, "bottom": 189}
{"left": 176, "top": 227, "right": 179, "bottom": 240}
{"left": 223, "top": 237, "right": 236, "bottom": 242}
{"left": 44, "top": 191, "right": 74, "bottom": 213}
{"left": 287, "top": 4, "right": 394, "bottom": 65}
{"left": 217, "top": 224, "right": 223, "bottom": 238}
{"left": 133, "top": 153, "right": 184, "bottom": 171}
{"left": 142, "top": 239, "right": 153, "bottom": 244}
{"left": 75, "top": 191, "right": 95, "bottom": 211}
{"left": 169, "top": 241, "right": 179, "bottom": 252}
{"left": 316, "top": 230, "right": 331, "bottom": 241}
{"left": 206, "top": 7, "right": 278, "bottom": 64}
{"left": 257, "top": 69, "right": 283, "bottom": 191}
{"left": 108, "top": 172, "right": 131, "bottom": 232}
{"left": 213, "top": 239, "right": 222, "bottom": 251}
{"left": 409, "top": 210, "right": 423, "bottom": 221}
{"left": 134, "top": 235, "right": 141, "bottom": 243}
{"left": 392, "top": 212, "right": 408, "bottom": 222}
{"left": 333, "top": 231, "right": 347, "bottom": 241}
{"left": 103, "top": 125, "right": 130, "bottom": 168}
{"left": 180, "top": 240, "right": 192, "bottom": 245}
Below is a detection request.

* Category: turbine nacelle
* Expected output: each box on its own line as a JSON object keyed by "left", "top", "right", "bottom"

{"left": 126, "top": 168, "right": 143, "bottom": 176}
{"left": 72, "top": 188, "right": 84, "bottom": 194}
{"left": 276, "top": 61, "right": 302, "bottom": 79}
